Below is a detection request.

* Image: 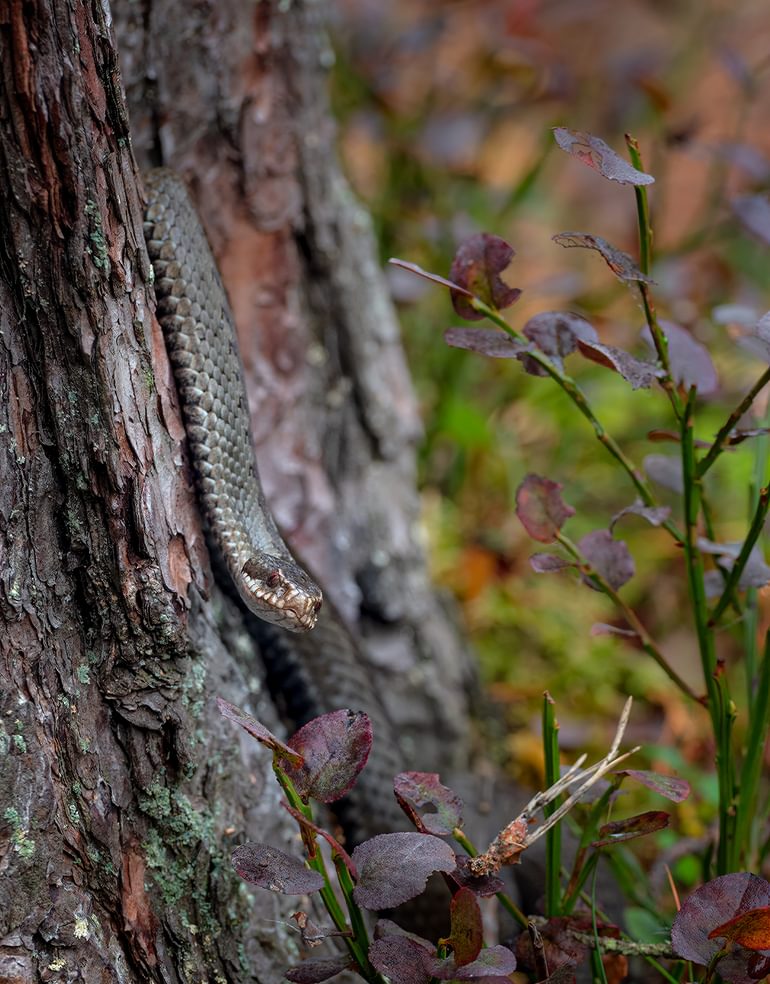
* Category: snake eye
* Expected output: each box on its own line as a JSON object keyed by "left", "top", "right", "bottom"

{"left": 313, "top": 600, "right": 322, "bottom": 614}
{"left": 266, "top": 570, "right": 281, "bottom": 588}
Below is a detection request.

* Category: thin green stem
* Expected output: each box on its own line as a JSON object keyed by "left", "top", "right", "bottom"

{"left": 472, "top": 298, "right": 684, "bottom": 545}
{"left": 626, "top": 135, "right": 653, "bottom": 277}
{"left": 698, "top": 365, "right": 770, "bottom": 478}
{"left": 556, "top": 532, "right": 701, "bottom": 701}
{"left": 542, "top": 693, "right": 562, "bottom": 917}
{"left": 679, "top": 389, "right": 735, "bottom": 874}
{"left": 709, "top": 486, "right": 770, "bottom": 627}
{"left": 590, "top": 861, "right": 609, "bottom": 984}
{"left": 734, "top": 631, "right": 770, "bottom": 868}
{"left": 451, "top": 828, "right": 528, "bottom": 928}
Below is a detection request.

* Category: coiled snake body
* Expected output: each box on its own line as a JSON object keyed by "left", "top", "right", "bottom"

{"left": 143, "top": 169, "right": 404, "bottom": 842}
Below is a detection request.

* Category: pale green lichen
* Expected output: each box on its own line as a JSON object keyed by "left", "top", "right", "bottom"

{"left": 4, "top": 806, "right": 36, "bottom": 861}
{"left": 76, "top": 664, "right": 90, "bottom": 685}
{"left": 84, "top": 199, "right": 110, "bottom": 274}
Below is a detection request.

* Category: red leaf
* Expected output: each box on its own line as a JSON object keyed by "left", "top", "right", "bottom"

{"left": 369, "top": 936, "right": 435, "bottom": 984}
{"left": 285, "top": 956, "right": 353, "bottom": 984}
{"left": 285, "top": 710, "right": 372, "bottom": 804}
{"left": 610, "top": 500, "right": 671, "bottom": 531}
{"left": 516, "top": 475, "right": 575, "bottom": 543}
{"left": 216, "top": 698, "right": 303, "bottom": 767}
{"left": 553, "top": 232, "right": 653, "bottom": 285}
{"left": 388, "top": 258, "right": 473, "bottom": 297}
{"left": 449, "top": 234, "right": 522, "bottom": 320}
{"left": 615, "top": 770, "right": 690, "bottom": 803}
{"left": 351, "top": 832, "right": 456, "bottom": 910}
{"left": 672, "top": 873, "right": 770, "bottom": 983}
{"left": 577, "top": 338, "right": 662, "bottom": 390}
{"left": 642, "top": 321, "right": 718, "bottom": 396}
{"left": 709, "top": 907, "right": 770, "bottom": 951}
{"left": 231, "top": 843, "right": 325, "bottom": 894}
{"left": 444, "top": 327, "right": 526, "bottom": 359}
{"left": 449, "top": 855, "right": 506, "bottom": 897}
{"left": 578, "top": 530, "right": 635, "bottom": 590}
{"left": 447, "top": 888, "right": 483, "bottom": 966}
{"left": 394, "top": 772, "right": 464, "bottom": 835}
{"left": 593, "top": 811, "right": 670, "bottom": 847}
{"left": 732, "top": 195, "right": 770, "bottom": 246}
{"left": 553, "top": 128, "right": 655, "bottom": 186}
{"left": 521, "top": 311, "right": 598, "bottom": 373}
{"left": 643, "top": 454, "right": 684, "bottom": 493}
{"left": 530, "top": 553, "right": 574, "bottom": 574}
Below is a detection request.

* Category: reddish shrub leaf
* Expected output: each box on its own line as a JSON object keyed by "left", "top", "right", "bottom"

{"left": 430, "top": 946, "right": 517, "bottom": 980}
{"left": 732, "top": 195, "right": 770, "bottom": 246}
{"left": 553, "top": 233, "right": 652, "bottom": 285}
{"left": 216, "top": 698, "right": 303, "bottom": 767}
{"left": 578, "top": 530, "right": 635, "bottom": 590}
{"left": 515, "top": 916, "right": 591, "bottom": 975}
{"left": 642, "top": 321, "right": 718, "bottom": 396}
{"left": 444, "top": 327, "right": 526, "bottom": 359}
{"left": 388, "top": 258, "right": 474, "bottom": 298}
{"left": 709, "top": 907, "right": 770, "bottom": 951}
{"left": 593, "top": 811, "right": 670, "bottom": 847}
{"left": 530, "top": 553, "right": 574, "bottom": 574}
{"left": 351, "top": 832, "right": 456, "bottom": 910}
{"left": 538, "top": 968, "right": 577, "bottom": 984}
{"left": 698, "top": 539, "right": 770, "bottom": 591}
{"left": 616, "top": 770, "right": 690, "bottom": 803}
{"left": 516, "top": 475, "right": 575, "bottom": 544}
{"left": 672, "top": 873, "right": 770, "bottom": 984}
{"left": 369, "top": 935, "right": 435, "bottom": 984}
{"left": 736, "top": 311, "right": 770, "bottom": 362}
{"left": 577, "top": 338, "right": 662, "bottom": 390}
{"left": 447, "top": 888, "right": 483, "bottom": 966}
{"left": 450, "top": 855, "right": 506, "bottom": 896}
{"left": 449, "top": 234, "right": 522, "bottom": 320}
{"left": 285, "top": 956, "right": 353, "bottom": 984}
{"left": 284, "top": 710, "right": 371, "bottom": 804}
{"left": 393, "top": 772, "right": 464, "bottom": 835}
{"left": 643, "top": 454, "right": 684, "bottom": 493}
{"left": 521, "top": 311, "right": 598, "bottom": 373}
{"left": 231, "top": 843, "right": 324, "bottom": 895}
{"left": 610, "top": 500, "right": 671, "bottom": 531}
{"left": 553, "top": 128, "right": 655, "bottom": 186}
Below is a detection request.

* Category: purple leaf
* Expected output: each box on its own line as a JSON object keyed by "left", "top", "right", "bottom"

{"left": 449, "top": 234, "right": 522, "bottom": 320}
{"left": 393, "top": 772, "right": 464, "bottom": 835}
{"left": 616, "top": 770, "right": 690, "bottom": 803}
{"left": 578, "top": 530, "right": 635, "bottom": 590}
{"left": 388, "top": 258, "right": 474, "bottom": 297}
{"left": 736, "top": 311, "right": 770, "bottom": 363}
{"left": 732, "top": 195, "right": 770, "bottom": 247}
{"left": 516, "top": 475, "right": 575, "bottom": 544}
{"left": 430, "top": 946, "right": 517, "bottom": 980}
{"left": 671, "top": 873, "right": 770, "bottom": 984}
{"left": 285, "top": 956, "right": 353, "bottom": 984}
{"left": 553, "top": 233, "right": 653, "bottom": 285}
{"left": 450, "top": 855, "right": 506, "bottom": 897}
{"left": 642, "top": 321, "right": 718, "bottom": 396}
{"left": 530, "top": 553, "right": 574, "bottom": 574}
{"left": 553, "top": 128, "right": 655, "bottom": 186}
{"left": 521, "top": 311, "right": 598, "bottom": 373}
{"left": 447, "top": 888, "right": 483, "bottom": 967}
{"left": 231, "top": 843, "right": 325, "bottom": 895}
{"left": 369, "top": 936, "right": 435, "bottom": 984}
{"left": 577, "top": 338, "right": 662, "bottom": 389}
{"left": 592, "top": 811, "right": 670, "bottom": 847}
{"left": 217, "top": 698, "right": 303, "bottom": 767}
{"left": 643, "top": 454, "right": 684, "bottom": 493}
{"left": 610, "top": 499, "right": 671, "bottom": 531}
{"left": 538, "top": 968, "right": 577, "bottom": 984}
{"left": 444, "top": 327, "right": 526, "bottom": 359}
{"left": 351, "top": 832, "right": 456, "bottom": 910}
{"left": 284, "top": 710, "right": 372, "bottom": 804}
{"left": 697, "top": 539, "right": 770, "bottom": 590}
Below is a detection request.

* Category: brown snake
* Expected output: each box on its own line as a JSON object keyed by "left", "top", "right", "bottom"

{"left": 143, "top": 168, "right": 406, "bottom": 843}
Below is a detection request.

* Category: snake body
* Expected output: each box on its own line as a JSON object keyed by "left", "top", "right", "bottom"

{"left": 143, "top": 168, "right": 405, "bottom": 843}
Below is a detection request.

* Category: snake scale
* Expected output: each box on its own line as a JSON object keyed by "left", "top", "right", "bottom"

{"left": 142, "top": 168, "right": 407, "bottom": 845}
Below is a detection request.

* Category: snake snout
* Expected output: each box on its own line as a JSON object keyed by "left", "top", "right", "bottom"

{"left": 240, "top": 556, "right": 322, "bottom": 632}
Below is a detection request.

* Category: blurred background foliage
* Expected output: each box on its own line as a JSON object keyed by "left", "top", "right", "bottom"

{"left": 328, "top": 0, "right": 770, "bottom": 871}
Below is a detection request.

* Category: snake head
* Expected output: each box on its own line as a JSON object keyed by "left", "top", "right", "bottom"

{"left": 240, "top": 555, "right": 322, "bottom": 632}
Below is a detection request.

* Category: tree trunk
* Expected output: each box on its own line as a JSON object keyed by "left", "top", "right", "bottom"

{"left": 0, "top": 1, "right": 478, "bottom": 980}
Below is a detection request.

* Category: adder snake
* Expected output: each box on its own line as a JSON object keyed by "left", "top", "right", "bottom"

{"left": 142, "top": 169, "right": 404, "bottom": 842}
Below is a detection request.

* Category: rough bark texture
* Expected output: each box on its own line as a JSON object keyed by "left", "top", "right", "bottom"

{"left": 0, "top": 0, "right": 480, "bottom": 981}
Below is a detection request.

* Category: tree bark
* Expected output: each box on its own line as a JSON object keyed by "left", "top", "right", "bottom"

{"left": 0, "top": 1, "right": 478, "bottom": 980}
